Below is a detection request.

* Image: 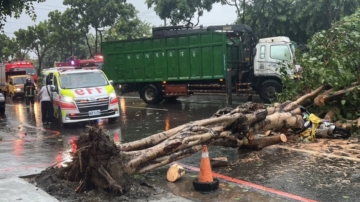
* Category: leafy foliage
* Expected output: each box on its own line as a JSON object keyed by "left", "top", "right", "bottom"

{"left": 63, "top": 0, "right": 136, "bottom": 54}
{"left": 23, "top": 21, "right": 55, "bottom": 72}
{"left": 278, "top": 8, "right": 360, "bottom": 120}
{"left": 0, "top": 0, "right": 45, "bottom": 30}
{"left": 0, "top": 33, "right": 16, "bottom": 61}
{"left": 104, "top": 16, "right": 151, "bottom": 41}
{"left": 146, "top": 0, "right": 221, "bottom": 26}
{"left": 235, "top": 0, "right": 360, "bottom": 44}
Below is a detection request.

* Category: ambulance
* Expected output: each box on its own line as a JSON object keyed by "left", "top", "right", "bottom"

{"left": 42, "top": 67, "right": 120, "bottom": 126}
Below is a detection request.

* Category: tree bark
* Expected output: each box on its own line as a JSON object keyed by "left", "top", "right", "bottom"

{"left": 167, "top": 164, "right": 185, "bottom": 182}
{"left": 314, "top": 85, "right": 360, "bottom": 106}
{"left": 242, "top": 134, "right": 287, "bottom": 150}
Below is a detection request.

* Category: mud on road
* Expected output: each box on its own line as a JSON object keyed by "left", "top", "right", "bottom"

{"left": 25, "top": 167, "right": 169, "bottom": 202}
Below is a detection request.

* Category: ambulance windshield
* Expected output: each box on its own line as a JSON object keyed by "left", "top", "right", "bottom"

{"left": 59, "top": 72, "right": 108, "bottom": 89}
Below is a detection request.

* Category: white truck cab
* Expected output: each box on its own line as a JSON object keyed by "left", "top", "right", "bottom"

{"left": 249, "top": 36, "right": 302, "bottom": 102}
{"left": 254, "top": 36, "right": 296, "bottom": 78}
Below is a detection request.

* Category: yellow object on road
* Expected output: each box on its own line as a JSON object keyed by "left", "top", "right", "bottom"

{"left": 300, "top": 113, "right": 322, "bottom": 141}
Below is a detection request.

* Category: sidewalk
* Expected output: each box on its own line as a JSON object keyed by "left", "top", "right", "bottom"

{"left": 0, "top": 178, "right": 58, "bottom": 202}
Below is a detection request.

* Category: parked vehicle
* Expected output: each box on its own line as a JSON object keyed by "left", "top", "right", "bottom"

{"left": 7, "top": 75, "right": 37, "bottom": 100}
{"left": 0, "top": 92, "right": 5, "bottom": 114}
{"left": 42, "top": 68, "right": 120, "bottom": 126}
{"left": 0, "top": 63, "right": 7, "bottom": 97}
{"left": 3, "top": 60, "right": 38, "bottom": 83}
{"left": 102, "top": 25, "right": 301, "bottom": 104}
{"left": 294, "top": 106, "right": 350, "bottom": 139}
{"left": 54, "top": 55, "right": 104, "bottom": 70}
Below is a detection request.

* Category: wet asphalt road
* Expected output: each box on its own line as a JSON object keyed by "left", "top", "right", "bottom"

{"left": 0, "top": 95, "right": 359, "bottom": 202}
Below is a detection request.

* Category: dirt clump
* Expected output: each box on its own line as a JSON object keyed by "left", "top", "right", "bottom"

{"left": 26, "top": 167, "right": 165, "bottom": 202}
{"left": 23, "top": 127, "right": 167, "bottom": 201}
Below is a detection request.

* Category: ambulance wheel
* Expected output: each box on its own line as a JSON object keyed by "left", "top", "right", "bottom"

{"left": 57, "top": 107, "right": 67, "bottom": 128}
{"left": 141, "top": 84, "right": 162, "bottom": 104}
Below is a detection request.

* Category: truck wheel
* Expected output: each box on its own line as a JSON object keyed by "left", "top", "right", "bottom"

{"left": 164, "top": 96, "right": 179, "bottom": 102}
{"left": 259, "top": 80, "right": 282, "bottom": 104}
{"left": 0, "top": 107, "right": 4, "bottom": 114}
{"left": 141, "top": 85, "right": 162, "bottom": 104}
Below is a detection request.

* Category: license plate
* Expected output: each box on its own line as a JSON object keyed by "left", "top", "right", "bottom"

{"left": 89, "top": 110, "right": 101, "bottom": 116}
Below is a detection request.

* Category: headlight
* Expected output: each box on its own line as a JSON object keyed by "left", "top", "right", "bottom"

{"left": 109, "top": 92, "right": 116, "bottom": 98}
{"left": 16, "top": 88, "right": 21, "bottom": 92}
{"left": 62, "top": 96, "right": 74, "bottom": 102}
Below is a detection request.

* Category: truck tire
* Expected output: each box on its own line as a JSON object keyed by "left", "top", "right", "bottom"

{"left": 0, "top": 107, "right": 4, "bottom": 114}
{"left": 141, "top": 84, "right": 162, "bottom": 104}
{"left": 259, "top": 79, "right": 282, "bottom": 104}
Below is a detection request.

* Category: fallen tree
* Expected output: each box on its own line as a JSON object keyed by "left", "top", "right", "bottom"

{"left": 54, "top": 86, "right": 360, "bottom": 195}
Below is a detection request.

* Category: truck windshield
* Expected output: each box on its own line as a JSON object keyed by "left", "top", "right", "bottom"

{"left": 270, "top": 45, "right": 292, "bottom": 61}
{"left": 59, "top": 72, "right": 109, "bottom": 89}
{"left": 14, "top": 67, "right": 37, "bottom": 75}
{"left": 14, "top": 77, "right": 31, "bottom": 84}
{"left": 290, "top": 44, "right": 296, "bottom": 57}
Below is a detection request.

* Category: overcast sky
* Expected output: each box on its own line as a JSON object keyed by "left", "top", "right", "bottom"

{"left": 4, "top": 0, "right": 238, "bottom": 38}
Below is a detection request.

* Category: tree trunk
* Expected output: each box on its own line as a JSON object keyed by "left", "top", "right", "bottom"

{"left": 95, "top": 29, "right": 98, "bottom": 55}
{"left": 85, "top": 34, "right": 93, "bottom": 57}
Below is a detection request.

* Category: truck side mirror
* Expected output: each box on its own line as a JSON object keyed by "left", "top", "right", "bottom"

{"left": 109, "top": 80, "right": 113, "bottom": 85}
{"left": 253, "top": 48, "right": 257, "bottom": 56}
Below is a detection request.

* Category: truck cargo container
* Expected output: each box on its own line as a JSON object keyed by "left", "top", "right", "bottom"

{"left": 102, "top": 24, "right": 300, "bottom": 104}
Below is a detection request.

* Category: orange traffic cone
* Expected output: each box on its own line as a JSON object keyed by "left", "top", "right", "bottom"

{"left": 193, "top": 145, "right": 219, "bottom": 192}
{"left": 199, "top": 145, "right": 214, "bottom": 183}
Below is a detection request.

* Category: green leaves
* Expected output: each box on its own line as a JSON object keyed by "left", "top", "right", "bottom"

{"left": 279, "top": 8, "right": 360, "bottom": 121}
{"left": 0, "top": 0, "right": 46, "bottom": 31}
{"left": 104, "top": 16, "right": 151, "bottom": 41}
{"left": 146, "top": 0, "right": 221, "bottom": 26}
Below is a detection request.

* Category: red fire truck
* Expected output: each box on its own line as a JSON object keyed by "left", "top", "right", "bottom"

{"left": 5, "top": 61, "right": 38, "bottom": 83}
{"left": 54, "top": 55, "right": 104, "bottom": 70}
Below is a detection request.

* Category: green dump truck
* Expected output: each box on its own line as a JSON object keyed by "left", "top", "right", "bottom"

{"left": 102, "top": 25, "right": 301, "bottom": 104}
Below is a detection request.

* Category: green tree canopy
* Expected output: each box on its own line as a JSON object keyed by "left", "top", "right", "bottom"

{"left": 0, "top": 33, "right": 16, "bottom": 61}
{"left": 146, "top": 0, "right": 221, "bottom": 26}
{"left": 0, "top": 0, "right": 45, "bottom": 30}
{"left": 24, "top": 21, "right": 56, "bottom": 72}
{"left": 235, "top": 0, "right": 360, "bottom": 44}
{"left": 63, "top": 0, "right": 136, "bottom": 54}
{"left": 104, "top": 17, "right": 151, "bottom": 41}
{"left": 48, "top": 9, "right": 84, "bottom": 57}
{"left": 279, "top": 8, "right": 360, "bottom": 120}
